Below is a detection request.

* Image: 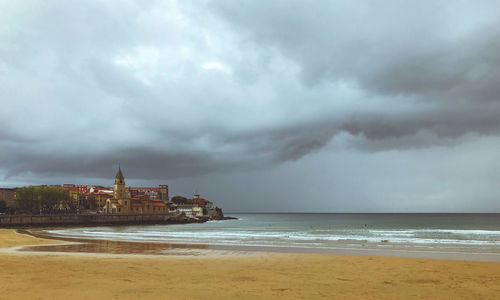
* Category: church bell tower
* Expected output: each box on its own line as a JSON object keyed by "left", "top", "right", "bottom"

{"left": 113, "top": 166, "right": 126, "bottom": 200}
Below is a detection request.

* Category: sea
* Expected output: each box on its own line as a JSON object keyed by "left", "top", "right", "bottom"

{"left": 42, "top": 213, "right": 500, "bottom": 260}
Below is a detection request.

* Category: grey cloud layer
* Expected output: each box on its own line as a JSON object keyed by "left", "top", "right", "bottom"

{"left": 210, "top": 0, "right": 500, "bottom": 147}
{"left": 212, "top": 1, "right": 500, "bottom": 94}
{"left": 1, "top": 0, "right": 500, "bottom": 184}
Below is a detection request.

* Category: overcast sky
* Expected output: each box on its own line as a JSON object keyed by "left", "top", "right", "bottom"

{"left": 1, "top": 0, "right": 500, "bottom": 212}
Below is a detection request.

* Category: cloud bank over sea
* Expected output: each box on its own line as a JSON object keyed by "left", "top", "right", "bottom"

{"left": 1, "top": 1, "right": 500, "bottom": 212}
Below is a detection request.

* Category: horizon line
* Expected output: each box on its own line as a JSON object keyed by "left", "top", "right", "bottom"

{"left": 225, "top": 211, "right": 500, "bottom": 214}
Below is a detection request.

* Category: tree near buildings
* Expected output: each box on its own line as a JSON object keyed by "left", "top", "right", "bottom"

{"left": 0, "top": 200, "right": 6, "bottom": 213}
{"left": 15, "top": 186, "right": 70, "bottom": 214}
{"left": 15, "top": 186, "right": 38, "bottom": 213}
{"left": 171, "top": 196, "right": 188, "bottom": 204}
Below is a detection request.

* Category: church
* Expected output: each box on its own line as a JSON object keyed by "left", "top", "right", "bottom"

{"left": 104, "top": 167, "right": 168, "bottom": 214}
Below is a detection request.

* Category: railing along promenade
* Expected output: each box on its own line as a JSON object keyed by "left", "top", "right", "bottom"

{"left": 0, "top": 212, "right": 198, "bottom": 228}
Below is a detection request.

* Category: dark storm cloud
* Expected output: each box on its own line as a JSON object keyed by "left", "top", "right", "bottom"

{"left": 0, "top": 147, "right": 240, "bottom": 180}
{"left": 1, "top": 0, "right": 500, "bottom": 201}
{"left": 211, "top": 0, "right": 500, "bottom": 98}
{"left": 219, "top": 100, "right": 500, "bottom": 160}
{"left": 206, "top": 0, "right": 500, "bottom": 151}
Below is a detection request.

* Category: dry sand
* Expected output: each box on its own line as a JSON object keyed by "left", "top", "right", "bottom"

{"left": 0, "top": 229, "right": 499, "bottom": 299}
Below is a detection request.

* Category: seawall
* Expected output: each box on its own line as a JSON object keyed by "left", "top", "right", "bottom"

{"left": 0, "top": 213, "right": 202, "bottom": 228}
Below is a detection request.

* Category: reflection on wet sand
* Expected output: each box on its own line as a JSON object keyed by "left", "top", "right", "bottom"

{"left": 19, "top": 229, "right": 258, "bottom": 256}
{"left": 20, "top": 239, "right": 213, "bottom": 256}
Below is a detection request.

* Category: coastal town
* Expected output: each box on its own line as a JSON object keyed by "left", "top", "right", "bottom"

{"left": 0, "top": 167, "right": 225, "bottom": 221}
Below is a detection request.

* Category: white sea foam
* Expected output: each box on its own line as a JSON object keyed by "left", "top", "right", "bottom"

{"left": 369, "top": 229, "right": 500, "bottom": 235}
{"left": 47, "top": 227, "right": 500, "bottom": 247}
{"left": 44, "top": 213, "right": 500, "bottom": 250}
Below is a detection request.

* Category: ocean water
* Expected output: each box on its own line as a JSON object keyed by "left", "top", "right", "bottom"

{"left": 46, "top": 213, "right": 500, "bottom": 254}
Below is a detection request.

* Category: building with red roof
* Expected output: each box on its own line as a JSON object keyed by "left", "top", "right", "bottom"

{"left": 103, "top": 167, "right": 168, "bottom": 214}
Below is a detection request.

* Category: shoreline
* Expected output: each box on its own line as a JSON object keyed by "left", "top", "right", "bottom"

{"left": 20, "top": 228, "right": 500, "bottom": 262}
{"left": 1, "top": 229, "right": 500, "bottom": 299}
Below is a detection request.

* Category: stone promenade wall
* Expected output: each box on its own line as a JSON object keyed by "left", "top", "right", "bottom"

{"left": 0, "top": 213, "right": 194, "bottom": 228}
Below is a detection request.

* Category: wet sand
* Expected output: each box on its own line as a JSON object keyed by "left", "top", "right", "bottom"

{"left": 1, "top": 229, "right": 500, "bottom": 299}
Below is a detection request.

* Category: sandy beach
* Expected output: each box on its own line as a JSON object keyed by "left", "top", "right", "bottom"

{"left": 0, "top": 229, "right": 499, "bottom": 299}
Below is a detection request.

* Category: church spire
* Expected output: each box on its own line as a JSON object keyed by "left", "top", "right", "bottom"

{"left": 114, "top": 166, "right": 126, "bottom": 199}
{"left": 115, "top": 166, "right": 124, "bottom": 182}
